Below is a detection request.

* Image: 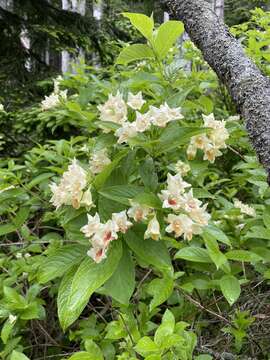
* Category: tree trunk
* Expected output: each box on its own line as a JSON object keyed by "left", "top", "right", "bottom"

{"left": 163, "top": 0, "right": 270, "bottom": 180}
{"left": 61, "top": 0, "right": 86, "bottom": 73}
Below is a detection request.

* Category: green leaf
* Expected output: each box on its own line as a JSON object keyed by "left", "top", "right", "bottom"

{"left": 134, "top": 337, "right": 159, "bottom": 356}
{"left": 122, "top": 12, "right": 154, "bottom": 40}
{"left": 1, "top": 318, "right": 16, "bottom": 344}
{"left": 0, "top": 223, "right": 17, "bottom": 236}
{"left": 13, "top": 207, "right": 30, "bottom": 227}
{"left": 139, "top": 157, "right": 158, "bottom": 192}
{"left": 28, "top": 172, "right": 54, "bottom": 189}
{"left": 225, "top": 250, "right": 262, "bottom": 262}
{"left": 157, "top": 124, "right": 206, "bottom": 154}
{"left": 195, "top": 355, "right": 213, "bottom": 360}
{"left": 174, "top": 247, "right": 212, "bottom": 263}
{"left": 93, "top": 150, "right": 128, "bottom": 190}
{"left": 147, "top": 276, "right": 174, "bottom": 311}
{"left": 117, "top": 44, "right": 155, "bottom": 65}
{"left": 154, "top": 310, "right": 175, "bottom": 346}
{"left": 99, "top": 185, "right": 144, "bottom": 206}
{"left": 58, "top": 241, "right": 122, "bottom": 330}
{"left": 132, "top": 192, "right": 162, "bottom": 209}
{"left": 263, "top": 205, "right": 270, "bottom": 228}
{"left": 154, "top": 21, "right": 184, "bottom": 59}
{"left": 203, "top": 224, "right": 231, "bottom": 247}
{"left": 103, "top": 244, "right": 135, "bottom": 305}
{"left": 220, "top": 275, "right": 241, "bottom": 305}
{"left": 10, "top": 351, "right": 30, "bottom": 360}
{"left": 125, "top": 226, "right": 172, "bottom": 274}
{"left": 85, "top": 340, "right": 104, "bottom": 360}
{"left": 68, "top": 352, "right": 96, "bottom": 360}
{"left": 37, "top": 245, "right": 87, "bottom": 284}
{"left": 204, "top": 234, "right": 230, "bottom": 272}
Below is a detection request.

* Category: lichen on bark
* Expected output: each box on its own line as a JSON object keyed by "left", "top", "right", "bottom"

{"left": 163, "top": 0, "right": 270, "bottom": 181}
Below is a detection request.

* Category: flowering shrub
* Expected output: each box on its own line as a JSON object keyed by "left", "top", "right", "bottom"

{"left": 1, "top": 11, "right": 270, "bottom": 360}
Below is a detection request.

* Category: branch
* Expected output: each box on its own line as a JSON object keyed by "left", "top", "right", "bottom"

{"left": 163, "top": 0, "right": 270, "bottom": 181}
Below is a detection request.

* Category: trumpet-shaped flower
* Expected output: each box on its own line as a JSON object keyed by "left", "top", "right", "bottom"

{"left": 98, "top": 92, "right": 127, "bottom": 125}
{"left": 166, "top": 214, "right": 201, "bottom": 241}
{"left": 87, "top": 245, "right": 107, "bottom": 264}
{"left": 135, "top": 111, "right": 152, "bottom": 132}
{"left": 128, "top": 202, "right": 151, "bottom": 222}
{"left": 112, "top": 211, "right": 133, "bottom": 233}
{"left": 81, "top": 213, "right": 101, "bottom": 238}
{"left": 144, "top": 216, "right": 161, "bottom": 241}
{"left": 89, "top": 149, "right": 111, "bottom": 174}
{"left": 115, "top": 122, "right": 137, "bottom": 144}
{"left": 127, "top": 91, "right": 145, "bottom": 110}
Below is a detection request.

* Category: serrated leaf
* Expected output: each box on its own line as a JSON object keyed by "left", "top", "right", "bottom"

{"left": 122, "top": 12, "right": 154, "bottom": 40}
{"left": 93, "top": 150, "right": 128, "bottom": 190}
{"left": 10, "top": 351, "right": 30, "bottom": 360}
{"left": 37, "top": 245, "right": 87, "bottom": 284}
{"left": 225, "top": 250, "right": 262, "bottom": 262}
{"left": 147, "top": 276, "right": 174, "bottom": 311}
{"left": 174, "top": 247, "right": 212, "bottom": 263}
{"left": 103, "top": 244, "right": 135, "bottom": 305}
{"left": 139, "top": 157, "right": 158, "bottom": 191}
{"left": 134, "top": 337, "right": 159, "bottom": 356}
{"left": 58, "top": 241, "right": 122, "bottom": 330}
{"left": 125, "top": 225, "right": 172, "bottom": 274}
{"left": 99, "top": 185, "right": 144, "bottom": 206}
{"left": 117, "top": 44, "right": 155, "bottom": 65}
{"left": 154, "top": 21, "right": 184, "bottom": 59}
{"left": 220, "top": 275, "right": 241, "bottom": 305}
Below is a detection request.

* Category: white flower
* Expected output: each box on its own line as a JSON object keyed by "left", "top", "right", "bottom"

{"left": 167, "top": 173, "right": 191, "bottom": 194}
{"left": 190, "top": 134, "right": 209, "bottom": 150}
{"left": 89, "top": 149, "right": 111, "bottom": 174}
{"left": 202, "top": 113, "right": 217, "bottom": 128}
{"left": 234, "top": 199, "right": 256, "bottom": 217}
{"left": 41, "top": 90, "right": 67, "bottom": 111}
{"left": 135, "top": 111, "right": 152, "bottom": 132}
{"left": 0, "top": 103, "right": 4, "bottom": 112}
{"left": 80, "top": 188, "right": 94, "bottom": 207}
{"left": 127, "top": 91, "right": 145, "bottom": 110}
{"left": 8, "top": 314, "right": 17, "bottom": 325}
{"left": 159, "top": 173, "right": 191, "bottom": 211}
{"left": 203, "top": 144, "right": 222, "bottom": 163}
{"left": 144, "top": 215, "right": 160, "bottom": 241}
{"left": 175, "top": 161, "right": 190, "bottom": 176}
{"left": 50, "top": 159, "right": 88, "bottom": 209}
{"left": 98, "top": 92, "right": 127, "bottom": 125}
{"left": 115, "top": 122, "right": 137, "bottom": 144}
{"left": 41, "top": 93, "right": 60, "bottom": 111}
{"left": 112, "top": 211, "right": 133, "bottom": 233}
{"left": 128, "top": 202, "right": 152, "bottom": 222}
{"left": 150, "top": 103, "right": 183, "bottom": 128}
{"left": 87, "top": 245, "right": 107, "bottom": 263}
{"left": 166, "top": 214, "right": 201, "bottom": 241}
{"left": 91, "top": 220, "right": 118, "bottom": 248}
{"left": 81, "top": 213, "right": 101, "bottom": 238}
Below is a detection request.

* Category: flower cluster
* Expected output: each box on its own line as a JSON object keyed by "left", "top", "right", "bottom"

{"left": 159, "top": 173, "right": 210, "bottom": 241}
{"left": 50, "top": 159, "right": 93, "bottom": 209}
{"left": 98, "top": 91, "right": 183, "bottom": 144}
{"left": 187, "top": 113, "right": 229, "bottom": 163}
{"left": 234, "top": 199, "right": 256, "bottom": 217}
{"left": 41, "top": 76, "right": 67, "bottom": 111}
{"left": 81, "top": 211, "right": 132, "bottom": 263}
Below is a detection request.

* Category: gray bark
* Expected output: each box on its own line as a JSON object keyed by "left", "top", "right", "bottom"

{"left": 163, "top": 0, "right": 270, "bottom": 181}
